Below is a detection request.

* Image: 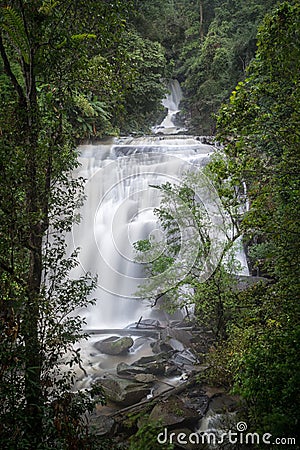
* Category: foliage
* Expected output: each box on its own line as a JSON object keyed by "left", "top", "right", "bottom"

{"left": 212, "top": 0, "right": 300, "bottom": 440}
{"left": 0, "top": 1, "right": 130, "bottom": 448}
{"left": 176, "top": 0, "right": 279, "bottom": 134}
{"left": 130, "top": 0, "right": 283, "bottom": 134}
{"left": 114, "top": 29, "right": 167, "bottom": 133}
{"left": 134, "top": 172, "right": 242, "bottom": 339}
{"left": 128, "top": 418, "right": 174, "bottom": 450}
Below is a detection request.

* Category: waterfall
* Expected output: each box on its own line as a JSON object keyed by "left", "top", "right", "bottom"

{"left": 153, "top": 79, "right": 186, "bottom": 134}
{"left": 68, "top": 82, "right": 249, "bottom": 330}
{"left": 69, "top": 137, "right": 216, "bottom": 329}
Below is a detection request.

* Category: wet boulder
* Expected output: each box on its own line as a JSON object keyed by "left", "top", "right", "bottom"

{"left": 117, "top": 362, "right": 145, "bottom": 377}
{"left": 151, "top": 326, "right": 193, "bottom": 353}
{"left": 149, "top": 395, "right": 199, "bottom": 427}
{"left": 132, "top": 352, "right": 176, "bottom": 376}
{"left": 117, "top": 352, "right": 179, "bottom": 377}
{"left": 94, "top": 336, "right": 134, "bottom": 355}
{"left": 171, "top": 349, "right": 198, "bottom": 372}
{"left": 97, "top": 373, "right": 150, "bottom": 406}
{"left": 134, "top": 373, "right": 157, "bottom": 383}
{"left": 89, "top": 415, "right": 115, "bottom": 437}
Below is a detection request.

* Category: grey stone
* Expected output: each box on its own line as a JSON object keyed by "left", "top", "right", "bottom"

{"left": 94, "top": 336, "right": 134, "bottom": 355}
{"left": 134, "top": 373, "right": 157, "bottom": 383}
{"left": 98, "top": 373, "right": 150, "bottom": 406}
{"left": 149, "top": 395, "right": 199, "bottom": 427}
{"left": 161, "top": 327, "right": 193, "bottom": 346}
{"left": 89, "top": 415, "right": 115, "bottom": 436}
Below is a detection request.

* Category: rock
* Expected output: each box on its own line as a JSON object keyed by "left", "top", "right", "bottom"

{"left": 130, "top": 336, "right": 153, "bottom": 352}
{"left": 181, "top": 389, "right": 209, "bottom": 417}
{"left": 134, "top": 373, "right": 157, "bottom": 383}
{"left": 117, "top": 362, "right": 144, "bottom": 377}
{"left": 149, "top": 395, "right": 199, "bottom": 427}
{"left": 133, "top": 352, "right": 175, "bottom": 376}
{"left": 151, "top": 337, "right": 184, "bottom": 353}
{"left": 151, "top": 327, "right": 193, "bottom": 354}
{"left": 94, "top": 336, "right": 134, "bottom": 355}
{"left": 171, "top": 349, "right": 198, "bottom": 371}
{"left": 161, "top": 327, "right": 193, "bottom": 346}
{"left": 117, "top": 352, "right": 179, "bottom": 377}
{"left": 209, "top": 393, "right": 239, "bottom": 414}
{"left": 97, "top": 373, "right": 150, "bottom": 406}
{"left": 89, "top": 415, "right": 115, "bottom": 436}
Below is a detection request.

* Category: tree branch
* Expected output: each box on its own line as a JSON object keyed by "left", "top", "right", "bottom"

{"left": 0, "top": 34, "right": 26, "bottom": 105}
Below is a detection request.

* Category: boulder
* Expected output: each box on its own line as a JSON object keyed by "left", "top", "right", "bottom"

{"left": 89, "top": 415, "right": 115, "bottom": 437}
{"left": 181, "top": 389, "right": 209, "bottom": 417}
{"left": 161, "top": 327, "right": 193, "bottom": 346}
{"left": 132, "top": 352, "right": 175, "bottom": 376}
{"left": 97, "top": 373, "right": 150, "bottom": 406}
{"left": 151, "top": 326, "right": 193, "bottom": 353}
{"left": 94, "top": 336, "right": 134, "bottom": 355}
{"left": 149, "top": 395, "right": 199, "bottom": 427}
{"left": 116, "top": 363, "right": 158, "bottom": 383}
{"left": 151, "top": 337, "right": 184, "bottom": 353}
{"left": 171, "top": 349, "right": 198, "bottom": 371}
{"left": 134, "top": 373, "right": 157, "bottom": 383}
{"left": 117, "top": 362, "right": 144, "bottom": 377}
{"left": 117, "top": 352, "right": 180, "bottom": 377}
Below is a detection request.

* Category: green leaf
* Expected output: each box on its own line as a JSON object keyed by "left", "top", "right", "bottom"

{"left": 70, "top": 33, "right": 97, "bottom": 41}
{"left": 1, "top": 6, "right": 30, "bottom": 64}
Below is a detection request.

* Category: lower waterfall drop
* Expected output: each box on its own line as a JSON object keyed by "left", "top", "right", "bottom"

{"left": 69, "top": 135, "right": 217, "bottom": 330}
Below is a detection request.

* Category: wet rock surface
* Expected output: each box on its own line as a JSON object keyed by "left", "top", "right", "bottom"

{"left": 94, "top": 336, "right": 134, "bottom": 355}
{"left": 149, "top": 395, "right": 199, "bottom": 427}
{"left": 96, "top": 373, "right": 150, "bottom": 406}
{"left": 83, "top": 319, "right": 242, "bottom": 447}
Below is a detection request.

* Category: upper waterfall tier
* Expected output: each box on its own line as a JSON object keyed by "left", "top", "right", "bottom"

{"left": 152, "top": 80, "right": 187, "bottom": 135}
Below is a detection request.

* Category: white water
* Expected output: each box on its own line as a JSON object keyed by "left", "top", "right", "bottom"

{"left": 153, "top": 79, "right": 187, "bottom": 134}
{"left": 68, "top": 81, "right": 249, "bottom": 330}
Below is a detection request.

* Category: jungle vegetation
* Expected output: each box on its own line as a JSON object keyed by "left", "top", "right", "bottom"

{"left": 0, "top": 0, "right": 299, "bottom": 448}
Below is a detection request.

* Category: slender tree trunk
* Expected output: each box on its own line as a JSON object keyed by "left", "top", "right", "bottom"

{"left": 200, "top": 1, "right": 204, "bottom": 41}
{"left": 22, "top": 61, "right": 44, "bottom": 448}
{"left": 24, "top": 240, "right": 43, "bottom": 447}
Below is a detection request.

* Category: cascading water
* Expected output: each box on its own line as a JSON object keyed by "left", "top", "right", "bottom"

{"left": 70, "top": 137, "right": 216, "bottom": 330}
{"left": 153, "top": 79, "right": 186, "bottom": 134}
{"left": 68, "top": 80, "right": 249, "bottom": 332}
{"left": 67, "top": 80, "right": 250, "bottom": 399}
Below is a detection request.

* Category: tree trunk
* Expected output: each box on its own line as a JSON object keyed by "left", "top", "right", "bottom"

{"left": 200, "top": 1, "right": 204, "bottom": 41}
{"left": 22, "top": 60, "right": 45, "bottom": 447}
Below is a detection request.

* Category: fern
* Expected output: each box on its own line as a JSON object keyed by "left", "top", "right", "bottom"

{"left": 38, "top": 0, "right": 59, "bottom": 16}
{"left": 1, "top": 6, "right": 30, "bottom": 64}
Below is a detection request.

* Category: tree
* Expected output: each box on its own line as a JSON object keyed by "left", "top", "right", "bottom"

{"left": 134, "top": 170, "right": 242, "bottom": 340}
{"left": 213, "top": 0, "right": 300, "bottom": 438}
{"left": 177, "top": 0, "right": 279, "bottom": 134}
{"left": 0, "top": 1, "right": 131, "bottom": 447}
